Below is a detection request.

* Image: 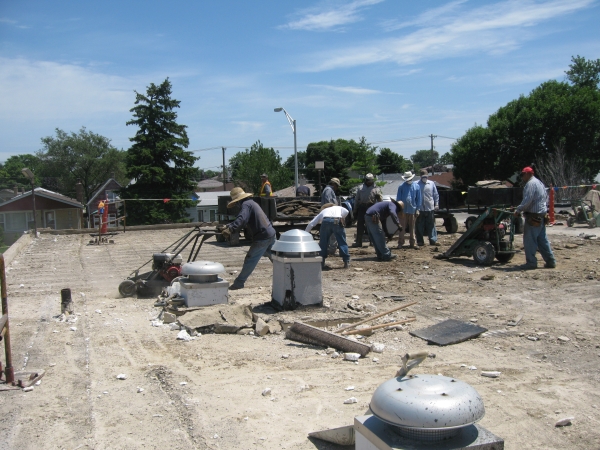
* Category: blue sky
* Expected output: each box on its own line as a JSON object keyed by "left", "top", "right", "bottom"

{"left": 1, "top": 0, "right": 599, "bottom": 174}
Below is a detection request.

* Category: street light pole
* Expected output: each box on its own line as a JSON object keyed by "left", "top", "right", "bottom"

{"left": 274, "top": 107, "right": 298, "bottom": 193}
{"left": 21, "top": 168, "right": 37, "bottom": 238}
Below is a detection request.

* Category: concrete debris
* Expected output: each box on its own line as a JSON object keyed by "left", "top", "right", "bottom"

{"left": 344, "top": 353, "right": 361, "bottom": 361}
{"left": 481, "top": 371, "right": 501, "bottom": 378}
{"left": 371, "top": 343, "right": 385, "bottom": 353}
{"left": 215, "top": 323, "right": 240, "bottom": 334}
{"left": 151, "top": 320, "right": 162, "bottom": 327}
{"left": 268, "top": 320, "right": 282, "bottom": 334}
{"left": 180, "top": 382, "right": 187, "bottom": 386}
{"left": 481, "top": 274, "right": 495, "bottom": 281}
{"left": 137, "top": 387, "right": 144, "bottom": 393}
{"left": 331, "top": 352, "right": 340, "bottom": 358}
{"left": 70, "top": 327, "right": 77, "bottom": 331}
{"left": 468, "top": 366, "right": 477, "bottom": 370}
{"left": 352, "top": 295, "right": 359, "bottom": 300}
{"left": 95, "top": 309, "right": 102, "bottom": 314}
{"left": 372, "top": 357, "right": 379, "bottom": 362}
{"left": 116, "top": 374, "right": 127, "bottom": 380}
{"left": 555, "top": 417, "right": 574, "bottom": 427}
{"left": 345, "top": 386, "right": 355, "bottom": 391}
{"left": 344, "top": 397, "right": 358, "bottom": 404}
{"left": 281, "top": 354, "right": 289, "bottom": 359}
{"left": 236, "top": 328, "right": 253, "bottom": 335}
{"left": 527, "top": 336, "right": 539, "bottom": 341}
{"left": 176, "top": 330, "right": 192, "bottom": 341}
{"left": 23, "top": 386, "right": 34, "bottom": 392}
{"left": 169, "top": 322, "right": 181, "bottom": 331}
{"left": 354, "top": 268, "right": 364, "bottom": 271}
{"left": 325, "top": 348, "right": 335, "bottom": 355}
{"left": 364, "top": 303, "right": 377, "bottom": 312}
{"left": 558, "top": 336, "right": 570, "bottom": 342}
{"left": 262, "top": 388, "right": 271, "bottom": 396}
{"left": 162, "top": 312, "right": 177, "bottom": 324}
{"left": 255, "top": 318, "right": 269, "bottom": 336}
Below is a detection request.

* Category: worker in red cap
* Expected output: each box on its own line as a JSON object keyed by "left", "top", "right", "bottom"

{"left": 514, "top": 166, "right": 556, "bottom": 269}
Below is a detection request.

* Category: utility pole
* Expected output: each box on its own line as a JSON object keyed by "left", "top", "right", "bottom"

{"left": 222, "top": 147, "right": 227, "bottom": 191}
{"left": 429, "top": 134, "right": 437, "bottom": 174}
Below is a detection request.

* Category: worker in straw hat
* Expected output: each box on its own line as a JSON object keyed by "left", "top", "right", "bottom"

{"left": 221, "top": 187, "right": 276, "bottom": 290}
{"left": 305, "top": 202, "right": 351, "bottom": 269}
{"left": 396, "top": 171, "right": 421, "bottom": 249}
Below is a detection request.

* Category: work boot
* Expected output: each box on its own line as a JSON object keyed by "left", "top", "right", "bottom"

{"left": 229, "top": 282, "right": 244, "bottom": 290}
{"left": 383, "top": 254, "right": 398, "bottom": 262}
{"left": 343, "top": 260, "right": 350, "bottom": 269}
{"left": 351, "top": 242, "right": 363, "bottom": 248}
{"left": 544, "top": 261, "right": 556, "bottom": 269}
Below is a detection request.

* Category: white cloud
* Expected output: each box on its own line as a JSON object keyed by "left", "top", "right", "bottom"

{"left": 231, "top": 121, "right": 265, "bottom": 132}
{"left": 0, "top": 57, "right": 134, "bottom": 121}
{"left": 309, "top": 84, "right": 382, "bottom": 94}
{"left": 280, "top": 0, "right": 384, "bottom": 31}
{"left": 304, "top": 0, "right": 595, "bottom": 70}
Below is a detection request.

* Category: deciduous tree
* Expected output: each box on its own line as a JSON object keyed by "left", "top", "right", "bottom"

{"left": 37, "top": 128, "right": 126, "bottom": 202}
{"left": 377, "top": 148, "right": 408, "bottom": 174}
{"left": 229, "top": 141, "right": 292, "bottom": 195}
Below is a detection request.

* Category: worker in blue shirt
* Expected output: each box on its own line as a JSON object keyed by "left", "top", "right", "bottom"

{"left": 364, "top": 200, "right": 403, "bottom": 261}
{"left": 396, "top": 171, "right": 421, "bottom": 249}
{"left": 222, "top": 187, "right": 276, "bottom": 290}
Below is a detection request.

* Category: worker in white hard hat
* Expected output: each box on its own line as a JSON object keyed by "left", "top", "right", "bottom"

{"left": 222, "top": 187, "right": 276, "bottom": 290}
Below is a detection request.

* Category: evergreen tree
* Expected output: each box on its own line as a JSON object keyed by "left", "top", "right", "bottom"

{"left": 120, "top": 79, "right": 198, "bottom": 225}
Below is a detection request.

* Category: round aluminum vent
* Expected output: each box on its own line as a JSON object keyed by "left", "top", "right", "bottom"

{"left": 181, "top": 261, "right": 225, "bottom": 283}
{"left": 271, "top": 229, "right": 321, "bottom": 254}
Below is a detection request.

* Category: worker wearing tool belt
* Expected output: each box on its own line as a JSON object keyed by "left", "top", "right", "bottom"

{"left": 222, "top": 187, "right": 276, "bottom": 290}
{"left": 352, "top": 173, "right": 382, "bottom": 248}
{"left": 364, "top": 199, "right": 404, "bottom": 261}
{"left": 306, "top": 203, "right": 350, "bottom": 269}
{"left": 514, "top": 166, "right": 556, "bottom": 269}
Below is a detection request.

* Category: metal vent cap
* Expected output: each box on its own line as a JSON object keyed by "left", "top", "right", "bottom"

{"left": 271, "top": 229, "right": 321, "bottom": 254}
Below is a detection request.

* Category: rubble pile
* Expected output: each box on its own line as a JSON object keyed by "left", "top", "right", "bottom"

{"left": 276, "top": 199, "right": 322, "bottom": 217}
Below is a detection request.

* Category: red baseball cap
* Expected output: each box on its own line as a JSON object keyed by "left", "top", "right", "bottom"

{"left": 521, "top": 166, "right": 534, "bottom": 174}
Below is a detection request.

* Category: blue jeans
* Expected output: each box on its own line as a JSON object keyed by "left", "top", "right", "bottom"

{"left": 319, "top": 218, "right": 350, "bottom": 263}
{"left": 416, "top": 210, "right": 438, "bottom": 245}
{"left": 523, "top": 220, "right": 556, "bottom": 267}
{"left": 233, "top": 235, "right": 276, "bottom": 287}
{"left": 365, "top": 215, "right": 392, "bottom": 260}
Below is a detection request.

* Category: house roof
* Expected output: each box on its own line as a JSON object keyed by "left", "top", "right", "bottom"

{"left": 0, "top": 187, "right": 83, "bottom": 209}
{"left": 274, "top": 183, "right": 316, "bottom": 198}
{"left": 87, "top": 178, "right": 123, "bottom": 208}
{"left": 197, "top": 178, "right": 226, "bottom": 189}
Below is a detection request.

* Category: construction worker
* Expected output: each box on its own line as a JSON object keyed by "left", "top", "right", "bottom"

{"left": 321, "top": 178, "right": 340, "bottom": 205}
{"left": 306, "top": 203, "right": 350, "bottom": 269}
{"left": 364, "top": 199, "right": 403, "bottom": 261}
{"left": 352, "top": 173, "right": 381, "bottom": 247}
{"left": 320, "top": 178, "right": 341, "bottom": 255}
{"left": 221, "top": 187, "right": 276, "bottom": 290}
{"left": 259, "top": 173, "right": 273, "bottom": 196}
{"left": 296, "top": 185, "right": 311, "bottom": 197}
{"left": 415, "top": 169, "right": 439, "bottom": 246}
{"left": 396, "top": 171, "right": 421, "bottom": 249}
{"left": 514, "top": 166, "right": 556, "bottom": 269}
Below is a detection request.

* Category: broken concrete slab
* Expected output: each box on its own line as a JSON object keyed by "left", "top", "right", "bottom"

{"left": 162, "top": 312, "right": 177, "bottom": 324}
{"left": 176, "top": 304, "right": 253, "bottom": 331}
{"left": 214, "top": 323, "right": 241, "bottom": 334}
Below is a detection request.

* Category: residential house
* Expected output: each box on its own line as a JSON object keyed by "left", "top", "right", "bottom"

{"left": 0, "top": 188, "right": 84, "bottom": 244}
{"left": 186, "top": 191, "right": 230, "bottom": 223}
{"left": 86, "top": 178, "right": 122, "bottom": 228}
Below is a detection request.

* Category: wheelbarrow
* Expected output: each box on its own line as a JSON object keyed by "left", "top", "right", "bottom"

{"left": 567, "top": 189, "right": 600, "bottom": 228}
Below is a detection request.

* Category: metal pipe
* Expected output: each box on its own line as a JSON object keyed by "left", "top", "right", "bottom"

{"left": 0, "top": 255, "right": 14, "bottom": 384}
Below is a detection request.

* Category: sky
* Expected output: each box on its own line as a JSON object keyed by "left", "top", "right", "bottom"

{"left": 1, "top": 0, "right": 599, "bottom": 175}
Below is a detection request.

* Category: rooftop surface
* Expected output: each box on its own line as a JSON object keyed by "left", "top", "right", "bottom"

{"left": 0, "top": 222, "right": 598, "bottom": 449}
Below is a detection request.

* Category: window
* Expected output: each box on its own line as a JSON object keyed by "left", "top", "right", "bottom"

{"left": 108, "top": 213, "right": 117, "bottom": 227}
{"left": 6, "top": 212, "right": 26, "bottom": 231}
{"left": 105, "top": 190, "right": 116, "bottom": 202}
{"left": 209, "top": 210, "right": 216, "bottom": 222}
{"left": 198, "top": 210, "right": 204, "bottom": 222}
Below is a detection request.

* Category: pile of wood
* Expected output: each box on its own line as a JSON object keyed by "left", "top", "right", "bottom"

{"left": 277, "top": 199, "right": 322, "bottom": 217}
